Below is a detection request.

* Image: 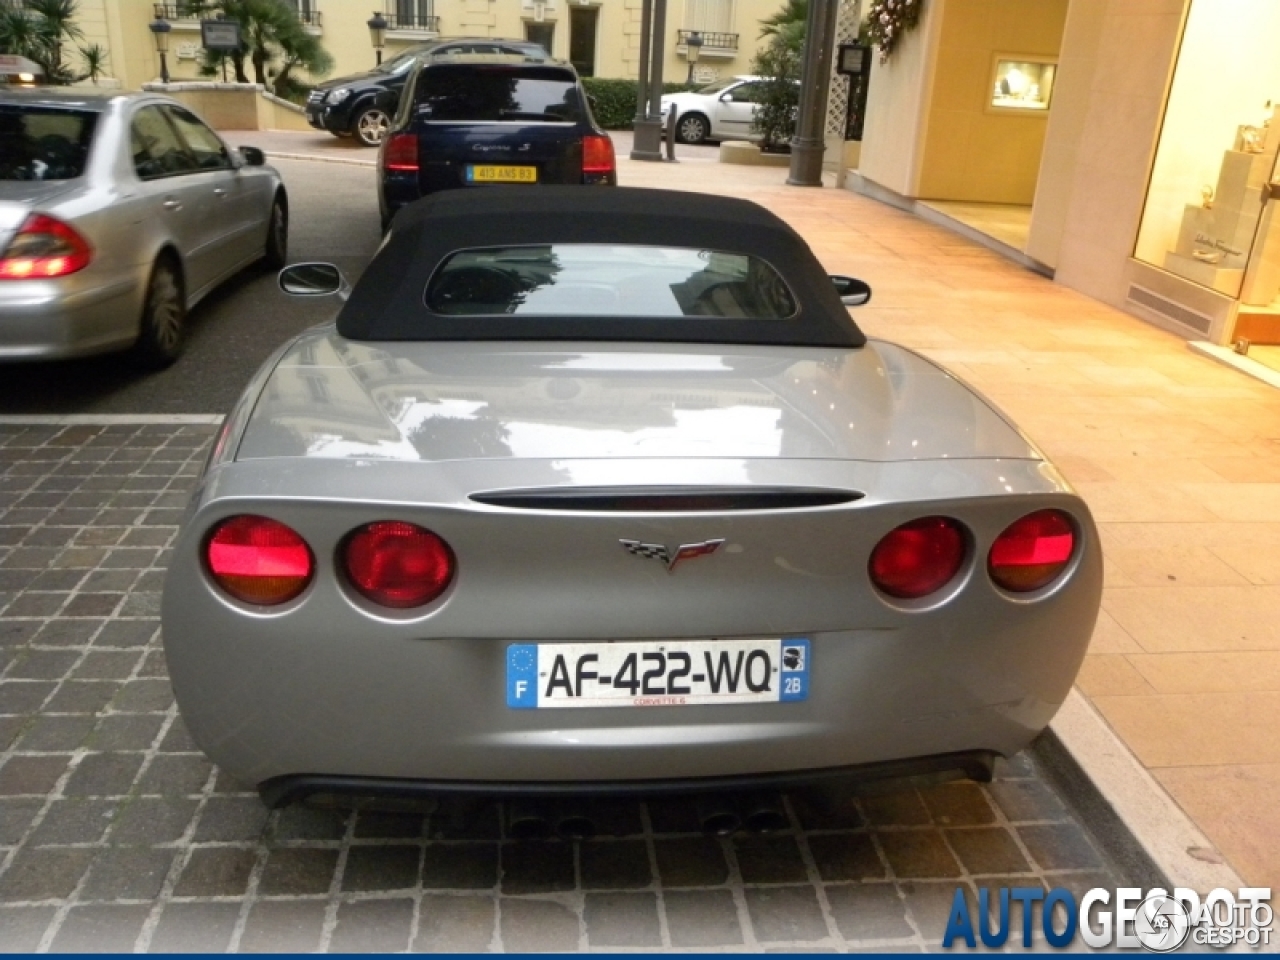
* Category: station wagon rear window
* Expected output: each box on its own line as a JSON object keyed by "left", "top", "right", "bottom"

{"left": 424, "top": 244, "right": 799, "bottom": 319}
{"left": 412, "top": 66, "right": 583, "bottom": 123}
{"left": 0, "top": 106, "right": 96, "bottom": 181}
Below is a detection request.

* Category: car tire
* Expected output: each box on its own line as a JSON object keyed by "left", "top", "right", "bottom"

{"left": 263, "top": 195, "right": 288, "bottom": 269}
{"left": 676, "top": 112, "right": 710, "bottom": 145}
{"left": 353, "top": 106, "right": 391, "bottom": 147}
{"left": 131, "top": 256, "right": 185, "bottom": 369}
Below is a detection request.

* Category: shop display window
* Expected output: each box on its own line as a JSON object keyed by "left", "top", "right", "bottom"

{"left": 1134, "top": 0, "right": 1280, "bottom": 305}
{"left": 988, "top": 57, "right": 1056, "bottom": 113}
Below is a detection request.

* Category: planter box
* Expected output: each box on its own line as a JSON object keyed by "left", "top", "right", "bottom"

{"left": 718, "top": 141, "right": 790, "bottom": 167}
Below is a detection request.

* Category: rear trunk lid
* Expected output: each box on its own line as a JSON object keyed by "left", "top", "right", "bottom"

{"left": 236, "top": 331, "right": 1039, "bottom": 465}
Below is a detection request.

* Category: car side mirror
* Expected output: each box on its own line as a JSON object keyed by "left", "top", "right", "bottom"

{"left": 831, "top": 275, "right": 872, "bottom": 306}
{"left": 239, "top": 146, "right": 266, "bottom": 167}
{"left": 280, "top": 262, "right": 348, "bottom": 299}
{"left": 719, "top": 93, "right": 733, "bottom": 102}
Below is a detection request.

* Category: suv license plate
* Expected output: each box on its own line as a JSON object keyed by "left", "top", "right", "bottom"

{"left": 506, "top": 638, "right": 810, "bottom": 709}
{"left": 467, "top": 164, "right": 537, "bottom": 183}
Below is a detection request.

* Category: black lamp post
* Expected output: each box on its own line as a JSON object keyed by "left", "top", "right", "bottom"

{"left": 148, "top": 17, "right": 172, "bottom": 84}
{"left": 367, "top": 12, "right": 388, "bottom": 66}
{"left": 684, "top": 31, "right": 703, "bottom": 85}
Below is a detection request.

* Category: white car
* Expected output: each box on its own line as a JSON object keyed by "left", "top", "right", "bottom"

{"left": 659, "top": 76, "right": 770, "bottom": 145}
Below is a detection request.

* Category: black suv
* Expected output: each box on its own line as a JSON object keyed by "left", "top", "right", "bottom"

{"left": 306, "top": 38, "right": 550, "bottom": 147}
{"left": 378, "top": 55, "right": 616, "bottom": 228}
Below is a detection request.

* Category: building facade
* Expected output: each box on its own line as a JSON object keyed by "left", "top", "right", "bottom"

{"left": 855, "top": 0, "right": 1280, "bottom": 350}
{"left": 72, "top": 0, "right": 787, "bottom": 93}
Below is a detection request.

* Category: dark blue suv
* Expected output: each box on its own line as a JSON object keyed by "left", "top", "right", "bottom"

{"left": 377, "top": 55, "right": 616, "bottom": 229}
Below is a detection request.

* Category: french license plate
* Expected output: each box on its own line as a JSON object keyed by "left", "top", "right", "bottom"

{"left": 507, "top": 637, "right": 810, "bottom": 709}
{"left": 466, "top": 164, "right": 537, "bottom": 183}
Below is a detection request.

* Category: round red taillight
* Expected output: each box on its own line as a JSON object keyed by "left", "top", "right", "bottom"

{"left": 869, "top": 516, "right": 966, "bottom": 600}
{"left": 206, "top": 515, "right": 313, "bottom": 605}
{"left": 343, "top": 521, "right": 455, "bottom": 609}
{"left": 988, "top": 509, "right": 1075, "bottom": 592}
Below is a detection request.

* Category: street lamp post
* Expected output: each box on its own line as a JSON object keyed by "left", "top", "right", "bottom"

{"left": 367, "top": 12, "right": 388, "bottom": 67}
{"left": 684, "top": 31, "right": 703, "bottom": 85}
{"left": 148, "top": 17, "right": 172, "bottom": 84}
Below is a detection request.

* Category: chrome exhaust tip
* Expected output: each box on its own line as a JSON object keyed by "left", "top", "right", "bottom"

{"left": 506, "top": 800, "right": 552, "bottom": 841}
{"left": 696, "top": 796, "right": 742, "bottom": 836}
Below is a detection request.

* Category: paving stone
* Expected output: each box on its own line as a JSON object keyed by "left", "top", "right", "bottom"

{"left": 341, "top": 845, "right": 420, "bottom": 892}
{"left": 14, "top": 715, "right": 95, "bottom": 752}
{"left": 108, "top": 678, "right": 172, "bottom": 713}
{"left": 272, "top": 804, "right": 349, "bottom": 842}
{"left": 193, "top": 796, "right": 270, "bottom": 842}
{"left": 664, "top": 888, "right": 744, "bottom": 947}
{"left": 47, "top": 903, "right": 150, "bottom": 953}
{"left": 1017, "top": 824, "right": 1104, "bottom": 872}
{"left": 5, "top": 650, "right": 78, "bottom": 681}
{"left": 791, "top": 790, "right": 865, "bottom": 830}
{"left": 237, "top": 899, "right": 326, "bottom": 953}
{"left": 807, "top": 833, "right": 885, "bottom": 882}
{"left": 71, "top": 651, "right": 142, "bottom": 681}
{"left": 499, "top": 897, "right": 579, "bottom": 952}
{"left": 826, "top": 883, "right": 914, "bottom": 942}
{"left": 60, "top": 594, "right": 120, "bottom": 617}
{"left": 136, "top": 754, "right": 212, "bottom": 796}
{"left": 877, "top": 831, "right": 963, "bottom": 879}
{"left": 0, "top": 755, "right": 69, "bottom": 796}
{"left": 580, "top": 839, "right": 651, "bottom": 889}
{"left": 428, "top": 799, "right": 501, "bottom": 841}
{"left": 947, "top": 827, "right": 1033, "bottom": 875}
{"left": 156, "top": 717, "right": 199, "bottom": 753}
{"left": 0, "top": 905, "right": 55, "bottom": 952}
{"left": 28, "top": 798, "right": 118, "bottom": 846}
{"left": 421, "top": 842, "right": 498, "bottom": 890}
{"left": 0, "top": 681, "right": 55, "bottom": 715}
{"left": 654, "top": 836, "right": 729, "bottom": 887}
{"left": 108, "top": 797, "right": 198, "bottom": 844}
{"left": 330, "top": 898, "right": 415, "bottom": 952}
{"left": 148, "top": 902, "right": 241, "bottom": 953}
{"left": 87, "top": 714, "right": 164, "bottom": 751}
{"left": 900, "top": 880, "right": 964, "bottom": 942}
{"left": 988, "top": 781, "right": 1068, "bottom": 823}
{"left": 860, "top": 791, "right": 932, "bottom": 827}
{"left": 735, "top": 834, "right": 809, "bottom": 884}
{"left": 258, "top": 848, "right": 338, "bottom": 896}
{"left": 80, "top": 847, "right": 175, "bottom": 901}
{"left": 90, "top": 621, "right": 156, "bottom": 649}
{"left": 173, "top": 847, "right": 257, "bottom": 897}
{"left": 745, "top": 885, "right": 829, "bottom": 944}
{"left": 919, "top": 783, "right": 997, "bottom": 826}
{"left": 43, "top": 681, "right": 120, "bottom": 715}
{"left": 31, "top": 620, "right": 100, "bottom": 647}
{"left": 352, "top": 810, "right": 425, "bottom": 839}
{"left": 3, "top": 594, "right": 66, "bottom": 618}
{"left": 0, "top": 798, "right": 43, "bottom": 844}
{"left": 501, "top": 840, "right": 575, "bottom": 894}
{"left": 0, "top": 847, "right": 95, "bottom": 901}
{"left": 62, "top": 753, "right": 144, "bottom": 797}
{"left": 414, "top": 894, "right": 495, "bottom": 952}
{"left": 584, "top": 891, "right": 661, "bottom": 947}
{"left": 0, "top": 716, "right": 22, "bottom": 752}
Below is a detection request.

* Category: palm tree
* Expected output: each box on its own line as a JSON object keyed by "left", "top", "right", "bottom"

{"left": 0, "top": 0, "right": 84, "bottom": 83}
{"left": 759, "top": 0, "right": 807, "bottom": 51}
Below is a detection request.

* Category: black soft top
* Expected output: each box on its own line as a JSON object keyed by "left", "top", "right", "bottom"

{"left": 338, "top": 186, "right": 866, "bottom": 348}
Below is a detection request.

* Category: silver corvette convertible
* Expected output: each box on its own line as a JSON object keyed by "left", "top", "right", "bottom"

{"left": 162, "top": 187, "right": 1102, "bottom": 813}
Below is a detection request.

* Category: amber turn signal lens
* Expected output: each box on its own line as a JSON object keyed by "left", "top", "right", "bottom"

{"left": 343, "top": 521, "right": 455, "bottom": 608}
{"left": 988, "top": 509, "right": 1075, "bottom": 592}
{"left": 206, "top": 515, "right": 313, "bottom": 605}
{"left": 869, "top": 516, "right": 966, "bottom": 599}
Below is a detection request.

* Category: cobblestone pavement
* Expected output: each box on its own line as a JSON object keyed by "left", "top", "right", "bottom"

{"left": 0, "top": 423, "right": 1125, "bottom": 952}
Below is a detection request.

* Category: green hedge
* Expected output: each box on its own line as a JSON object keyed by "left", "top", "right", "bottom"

{"left": 582, "top": 78, "right": 696, "bottom": 130}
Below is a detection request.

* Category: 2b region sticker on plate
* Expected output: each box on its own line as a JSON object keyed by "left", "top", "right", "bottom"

{"left": 506, "top": 637, "right": 810, "bottom": 709}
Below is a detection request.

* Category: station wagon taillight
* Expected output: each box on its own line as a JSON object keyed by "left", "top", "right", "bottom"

{"left": 582, "top": 135, "right": 615, "bottom": 176}
{"left": 869, "top": 517, "right": 966, "bottom": 600}
{"left": 988, "top": 510, "right": 1075, "bottom": 592}
{"left": 0, "top": 213, "right": 92, "bottom": 280}
{"left": 206, "top": 516, "right": 314, "bottom": 605}
{"left": 383, "top": 133, "right": 418, "bottom": 172}
{"left": 342, "top": 521, "right": 455, "bottom": 608}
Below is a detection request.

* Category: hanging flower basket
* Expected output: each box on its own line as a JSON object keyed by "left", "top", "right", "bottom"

{"left": 866, "top": 0, "right": 924, "bottom": 63}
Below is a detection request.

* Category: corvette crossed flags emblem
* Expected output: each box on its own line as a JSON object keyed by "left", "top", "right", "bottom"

{"left": 619, "top": 538, "right": 725, "bottom": 572}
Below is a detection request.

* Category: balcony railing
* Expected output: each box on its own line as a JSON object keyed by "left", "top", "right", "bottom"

{"left": 385, "top": 12, "right": 440, "bottom": 32}
{"left": 676, "top": 30, "right": 739, "bottom": 52}
{"left": 151, "top": 3, "right": 321, "bottom": 28}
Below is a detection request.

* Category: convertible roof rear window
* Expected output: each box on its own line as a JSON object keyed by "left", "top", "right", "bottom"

{"left": 412, "top": 65, "right": 582, "bottom": 123}
{"left": 425, "top": 244, "right": 798, "bottom": 319}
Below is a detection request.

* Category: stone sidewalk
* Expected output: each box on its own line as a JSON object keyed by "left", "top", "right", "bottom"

{"left": 236, "top": 129, "right": 1280, "bottom": 894}
{"left": 0, "top": 426, "right": 1125, "bottom": 952}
